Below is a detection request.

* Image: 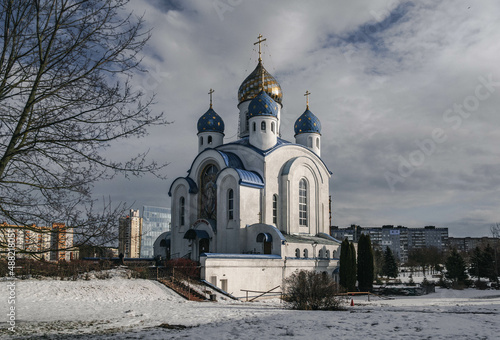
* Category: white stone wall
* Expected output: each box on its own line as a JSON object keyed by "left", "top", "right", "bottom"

{"left": 248, "top": 116, "right": 278, "bottom": 151}
{"left": 295, "top": 132, "right": 321, "bottom": 157}
{"left": 216, "top": 168, "right": 240, "bottom": 253}
{"left": 198, "top": 131, "right": 224, "bottom": 153}
{"left": 200, "top": 255, "right": 339, "bottom": 298}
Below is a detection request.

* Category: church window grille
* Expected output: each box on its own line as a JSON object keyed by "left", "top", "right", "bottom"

{"left": 295, "top": 248, "right": 300, "bottom": 258}
{"left": 318, "top": 249, "right": 323, "bottom": 258}
{"left": 272, "top": 194, "right": 278, "bottom": 225}
{"left": 325, "top": 250, "right": 330, "bottom": 259}
{"left": 261, "top": 121, "right": 266, "bottom": 131}
{"left": 228, "top": 189, "right": 234, "bottom": 220}
{"left": 303, "top": 249, "right": 308, "bottom": 258}
{"left": 179, "top": 197, "right": 185, "bottom": 226}
{"left": 199, "top": 164, "right": 219, "bottom": 220}
{"left": 299, "top": 179, "right": 308, "bottom": 226}
{"left": 200, "top": 137, "right": 203, "bottom": 146}
{"left": 208, "top": 135, "right": 212, "bottom": 144}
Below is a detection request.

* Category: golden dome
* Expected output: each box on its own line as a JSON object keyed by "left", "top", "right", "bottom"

{"left": 238, "top": 61, "right": 283, "bottom": 104}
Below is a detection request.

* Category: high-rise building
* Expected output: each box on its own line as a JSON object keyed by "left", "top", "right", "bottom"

{"left": 118, "top": 209, "right": 142, "bottom": 258}
{"left": 50, "top": 223, "right": 76, "bottom": 261}
{"left": 0, "top": 222, "right": 76, "bottom": 261}
{"left": 140, "top": 206, "right": 171, "bottom": 258}
{"left": 330, "top": 225, "right": 449, "bottom": 262}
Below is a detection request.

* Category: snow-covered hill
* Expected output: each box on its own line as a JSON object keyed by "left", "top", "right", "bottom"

{"left": 1, "top": 269, "right": 499, "bottom": 339}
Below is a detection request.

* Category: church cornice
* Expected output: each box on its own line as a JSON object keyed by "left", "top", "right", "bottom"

{"left": 219, "top": 137, "right": 333, "bottom": 175}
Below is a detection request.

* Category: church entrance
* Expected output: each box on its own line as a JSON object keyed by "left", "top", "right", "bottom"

{"left": 263, "top": 241, "right": 272, "bottom": 254}
{"left": 183, "top": 226, "right": 211, "bottom": 260}
{"left": 257, "top": 232, "right": 273, "bottom": 255}
{"left": 199, "top": 238, "right": 210, "bottom": 253}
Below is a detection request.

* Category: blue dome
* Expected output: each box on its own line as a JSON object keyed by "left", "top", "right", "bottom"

{"left": 294, "top": 109, "right": 321, "bottom": 136}
{"left": 247, "top": 91, "right": 279, "bottom": 118}
{"left": 197, "top": 108, "right": 225, "bottom": 134}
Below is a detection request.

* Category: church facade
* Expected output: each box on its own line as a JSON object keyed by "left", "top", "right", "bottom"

{"left": 168, "top": 36, "right": 340, "bottom": 297}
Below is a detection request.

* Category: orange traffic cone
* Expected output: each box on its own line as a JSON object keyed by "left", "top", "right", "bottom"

{"left": 351, "top": 298, "right": 354, "bottom": 306}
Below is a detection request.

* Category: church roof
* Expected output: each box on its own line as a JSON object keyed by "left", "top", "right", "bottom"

{"left": 234, "top": 168, "right": 264, "bottom": 188}
{"left": 285, "top": 234, "right": 339, "bottom": 246}
{"left": 222, "top": 137, "right": 333, "bottom": 175}
{"left": 197, "top": 107, "right": 225, "bottom": 134}
{"left": 247, "top": 91, "right": 279, "bottom": 118}
{"left": 238, "top": 61, "right": 283, "bottom": 104}
{"left": 217, "top": 150, "right": 244, "bottom": 169}
{"left": 294, "top": 108, "right": 321, "bottom": 136}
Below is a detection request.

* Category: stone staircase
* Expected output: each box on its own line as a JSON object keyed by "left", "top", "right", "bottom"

{"left": 158, "top": 277, "right": 208, "bottom": 302}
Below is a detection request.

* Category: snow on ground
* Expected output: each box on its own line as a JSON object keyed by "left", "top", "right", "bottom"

{"left": 1, "top": 268, "right": 499, "bottom": 339}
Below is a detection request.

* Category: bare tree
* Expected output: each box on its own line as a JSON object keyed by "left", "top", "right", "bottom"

{"left": 491, "top": 223, "right": 500, "bottom": 239}
{"left": 0, "top": 0, "right": 166, "bottom": 254}
{"left": 491, "top": 223, "right": 500, "bottom": 282}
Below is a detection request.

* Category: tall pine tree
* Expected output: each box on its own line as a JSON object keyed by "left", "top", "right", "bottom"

{"left": 357, "top": 234, "right": 374, "bottom": 292}
{"left": 348, "top": 241, "right": 357, "bottom": 291}
{"left": 382, "top": 247, "right": 398, "bottom": 278}
{"left": 339, "top": 239, "right": 349, "bottom": 289}
{"left": 445, "top": 248, "right": 467, "bottom": 283}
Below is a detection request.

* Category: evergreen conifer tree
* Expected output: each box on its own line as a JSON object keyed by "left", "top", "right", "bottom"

{"left": 357, "top": 234, "right": 374, "bottom": 292}
{"left": 382, "top": 247, "right": 398, "bottom": 278}
{"left": 445, "top": 248, "right": 467, "bottom": 283}
{"left": 339, "top": 238, "right": 349, "bottom": 289}
{"left": 348, "top": 241, "right": 357, "bottom": 291}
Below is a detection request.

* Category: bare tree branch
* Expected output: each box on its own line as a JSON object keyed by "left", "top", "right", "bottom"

{"left": 0, "top": 0, "right": 168, "bottom": 252}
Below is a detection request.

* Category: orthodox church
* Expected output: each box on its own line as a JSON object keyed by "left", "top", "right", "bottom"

{"left": 168, "top": 35, "right": 340, "bottom": 296}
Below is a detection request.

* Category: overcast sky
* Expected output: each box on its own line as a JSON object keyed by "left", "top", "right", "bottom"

{"left": 95, "top": 0, "right": 500, "bottom": 237}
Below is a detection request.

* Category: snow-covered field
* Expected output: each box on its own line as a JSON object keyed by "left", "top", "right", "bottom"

{"left": 1, "top": 268, "right": 499, "bottom": 339}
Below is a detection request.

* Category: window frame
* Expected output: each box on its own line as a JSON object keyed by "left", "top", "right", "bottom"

{"left": 299, "top": 179, "right": 308, "bottom": 227}
{"left": 228, "top": 189, "right": 234, "bottom": 220}
{"left": 179, "top": 196, "right": 185, "bottom": 226}
{"left": 272, "top": 194, "right": 278, "bottom": 225}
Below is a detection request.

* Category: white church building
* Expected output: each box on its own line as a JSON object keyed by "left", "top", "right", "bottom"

{"left": 168, "top": 36, "right": 341, "bottom": 297}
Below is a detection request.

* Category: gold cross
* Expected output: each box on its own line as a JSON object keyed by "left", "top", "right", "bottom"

{"left": 254, "top": 34, "right": 267, "bottom": 62}
{"left": 304, "top": 90, "right": 311, "bottom": 109}
{"left": 208, "top": 88, "right": 214, "bottom": 108}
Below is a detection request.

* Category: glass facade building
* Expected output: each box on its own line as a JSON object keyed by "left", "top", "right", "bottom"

{"left": 140, "top": 206, "right": 171, "bottom": 258}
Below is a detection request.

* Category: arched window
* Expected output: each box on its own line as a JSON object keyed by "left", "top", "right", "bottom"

{"left": 326, "top": 250, "right": 330, "bottom": 259}
{"left": 261, "top": 121, "right": 266, "bottom": 131}
{"left": 208, "top": 135, "right": 213, "bottom": 144}
{"left": 228, "top": 189, "right": 234, "bottom": 220}
{"left": 295, "top": 248, "right": 300, "bottom": 258}
{"left": 271, "top": 122, "right": 275, "bottom": 133}
{"left": 200, "top": 137, "right": 203, "bottom": 146}
{"left": 199, "top": 164, "right": 219, "bottom": 219}
{"left": 308, "top": 136, "right": 312, "bottom": 147}
{"left": 179, "top": 197, "right": 185, "bottom": 226}
{"left": 272, "top": 194, "right": 278, "bottom": 225}
{"left": 253, "top": 122, "right": 256, "bottom": 131}
{"left": 299, "top": 179, "right": 308, "bottom": 226}
{"left": 316, "top": 137, "right": 319, "bottom": 148}
{"left": 303, "top": 249, "right": 308, "bottom": 258}
{"left": 318, "top": 249, "right": 323, "bottom": 258}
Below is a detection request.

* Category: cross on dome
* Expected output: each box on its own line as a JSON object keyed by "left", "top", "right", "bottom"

{"left": 304, "top": 90, "right": 311, "bottom": 109}
{"left": 254, "top": 34, "right": 267, "bottom": 62}
{"left": 208, "top": 88, "right": 214, "bottom": 108}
